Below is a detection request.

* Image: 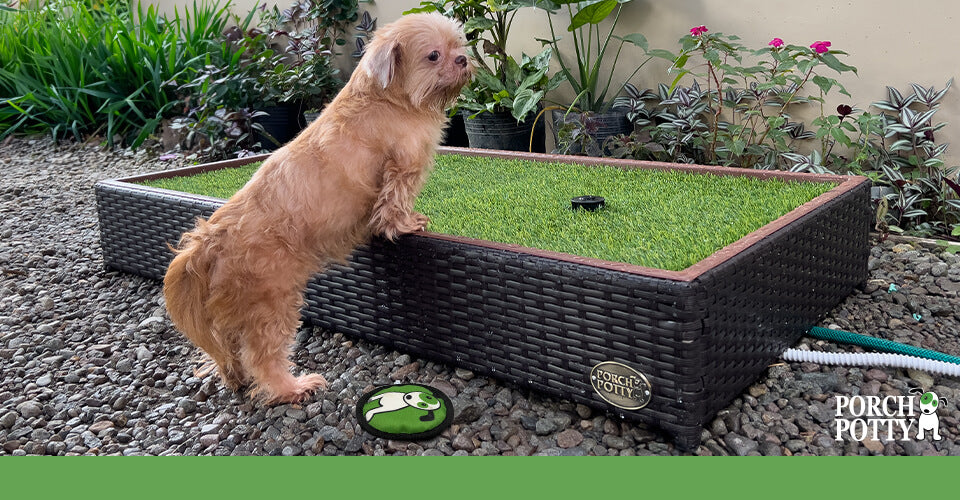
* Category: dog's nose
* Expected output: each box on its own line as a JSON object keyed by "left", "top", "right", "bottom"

{"left": 455, "top": 55, "right": 468, "bottom": 68}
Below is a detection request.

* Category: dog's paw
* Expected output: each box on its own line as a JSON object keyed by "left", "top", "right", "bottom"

{"left": 280, "top": 374, "right": 329, "bottom": 404}
{"left": 410, "top": 212, "right": 430, "bottom": 231}
{"left": 251, "top": 373, "right": 329, "bottom": 405}
{"left": 379, "top": 212, "right": 430, "bottom": 241}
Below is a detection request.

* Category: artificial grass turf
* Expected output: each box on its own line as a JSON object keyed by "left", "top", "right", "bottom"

{"left": 139, "top": 154, "right": 835, "bottom": 271}
{"left": 140, "top": 162, "right": 263, "bottom": 201}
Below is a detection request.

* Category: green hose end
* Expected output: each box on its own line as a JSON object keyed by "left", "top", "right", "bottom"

{"left": 808, "top": 326, "right": 960, "bottom": 366}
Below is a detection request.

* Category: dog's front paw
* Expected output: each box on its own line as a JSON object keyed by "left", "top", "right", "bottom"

{"left": 380, "top": 212, "right": 430, "bottom": 241}
{"left": 409, "top": 212, "right": 430, "bottom": 231}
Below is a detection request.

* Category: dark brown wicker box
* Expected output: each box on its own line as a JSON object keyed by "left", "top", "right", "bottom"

{"left": 95, "top": 147, "right": 871, "bottom": 450}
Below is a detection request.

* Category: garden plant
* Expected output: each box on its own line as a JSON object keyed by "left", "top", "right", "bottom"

{"left": 0, "top": 0, "right": 236, "bottom": 147}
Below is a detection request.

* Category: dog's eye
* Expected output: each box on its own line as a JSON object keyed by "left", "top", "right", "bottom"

{"left": 427, "top": 50, "right": 440, "bottom": 62}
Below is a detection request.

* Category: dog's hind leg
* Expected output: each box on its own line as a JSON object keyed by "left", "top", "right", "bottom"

{"left": 238, "top": 290, "right": 328, "bottom": 404}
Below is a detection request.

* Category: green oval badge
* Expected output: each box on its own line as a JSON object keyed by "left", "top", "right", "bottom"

{"left": 356, "top": 384, "right": 454, "bottom": 440}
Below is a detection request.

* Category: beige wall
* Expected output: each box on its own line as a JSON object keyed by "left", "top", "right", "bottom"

{"left": 157, "top": 0, "right": 960, "bottom": 165}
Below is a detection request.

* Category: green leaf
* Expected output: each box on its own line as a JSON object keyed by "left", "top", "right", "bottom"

{"left": 528, "top": 47, "right": 554, "bottom": 70}
{"left": 518, "top": 67, "right": 548, "bottom": 92}
{"left": 923, "top": 157, "right": 944, "bottom": 168}
{"left": 671, "top": 53, "right": 690, "bottom": 72}
{"left": 647, "top": 49, "right": 677, "bottom": 62}
{"left": 474, "top": 68, "right": 506, "bottom": 93}
{"left": 615, "top": 33, "right": 648, "bottom": 52}
{"left": 504, "top": 56, "right": 522, "bottom": 87}
{"left": 569, "top": 0, "right": 618, "bottom": 31}
{"left": 730, "top": 139, "right": 746, "bottom": 156}
{"left": 463, "top": 17, "right": 496, "bottom": 34}
{"left": 820, "top": 52, "right": 857, "bottom": 75}
{"left": 546, "top": 71, "right": 567, "bottom": 91}
{"left": 512, "top": 88, "right": 543, "bottom": 121}
{"left": 831, "top": 127, "right": 851, "bottom": 146}
{"left": 402, "top": 5, "right": 439, "bottom": 15}
{"left": 812, "top": 75, "right": 834, "bottom": 94}
{"left": 704, "top": 48, "right": 721, "bottom": 65}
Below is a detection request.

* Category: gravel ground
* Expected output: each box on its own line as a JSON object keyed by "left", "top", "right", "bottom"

{"left": 2, "top": 137, "right": 960, "bottom": 456}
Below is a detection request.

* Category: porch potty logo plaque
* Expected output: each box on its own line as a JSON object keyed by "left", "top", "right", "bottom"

{"left": 590, "top": 362, "right": 652, "bottom": 410}
{"left": 834, "top": 388, "right": 949, "bottom": 443}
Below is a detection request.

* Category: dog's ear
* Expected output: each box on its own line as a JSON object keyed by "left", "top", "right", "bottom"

{"left": 361, "top": 29, "right": 401, "bottom": 89}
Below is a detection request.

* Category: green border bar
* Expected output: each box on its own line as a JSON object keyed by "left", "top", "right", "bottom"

{"left": 1, "top": 457, "right": 949, "bottom": 498}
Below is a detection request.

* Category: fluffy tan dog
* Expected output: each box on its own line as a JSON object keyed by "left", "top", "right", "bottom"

{"left": 163, "top": 13, "right": 472, "bottom": 404}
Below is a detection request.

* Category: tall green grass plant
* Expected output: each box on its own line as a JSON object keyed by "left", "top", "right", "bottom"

{"left": 0, "top": 0, "right": 236, "bottom": 147}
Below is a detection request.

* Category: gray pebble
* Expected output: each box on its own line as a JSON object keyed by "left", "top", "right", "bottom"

{"left": 16, "top": 401, "right": 42, "bottom": 419}
{"left": 317, "top": 426, "right": 347, "bottom": 448}
{"left": 177, "top": 399, "right": 197, "bottom": 414}
{"left": 759, "top": 441, "right": 783, "bottom": 456}
{"left": 0, "top": 411, "right": 17, "bottom": 429}
{"left": 534, "top": 418, "right": 559, "bottom": 436}
{"left": 723, "top": 432, "right": 758, "bottom": 456}
{"left": 451, "top": 434, "right": 476, "bottom": 452}
{"left": 931, "top": 262, "right": 949, "bottom": 277}
{"left": 39, "top": 297, "right": 55, "bottom": 311}
{"left": 138, "top": 316, "right": 165, "bottom": 333}
{"left": 135, "top": 346, "right": 153, "bottom": 361}
{"left": 116, "top": 359, "right": 134, "bottom": 373}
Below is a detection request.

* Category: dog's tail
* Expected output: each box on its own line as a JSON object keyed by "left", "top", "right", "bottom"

{"left": 163, "top": 218, "right": 231, "bottom": 366}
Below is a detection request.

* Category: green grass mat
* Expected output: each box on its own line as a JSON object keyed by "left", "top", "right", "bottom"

{"left": 140, "top": 154, "right": 834, "bottom": 271}
{"left": 140, "top": 162, "right": 262, "bottom": 200}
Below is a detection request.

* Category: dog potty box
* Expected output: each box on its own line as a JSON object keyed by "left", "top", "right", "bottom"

{"left": 95, "top": 147, "right": 871, "bottom": 449}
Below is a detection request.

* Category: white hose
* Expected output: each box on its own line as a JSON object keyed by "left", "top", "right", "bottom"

{"left": 782, "top": 349, "right": 960, "bottom": 377}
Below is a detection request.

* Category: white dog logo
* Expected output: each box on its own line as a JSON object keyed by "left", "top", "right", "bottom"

{"left": 911, "top": 388, "right": 947, "bottom": 441}
{"left": 364, "top": 390, "right": 441, "bottom": 422}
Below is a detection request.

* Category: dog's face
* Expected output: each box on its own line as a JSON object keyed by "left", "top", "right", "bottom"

{"left": 403, "top": 391, "right": 441, "bottom": 411}
{"left": 919, "top": 391, "right": 940, "bottom": 415}
{"left": 360, "top": 12, "right": 473, "bottom": 111}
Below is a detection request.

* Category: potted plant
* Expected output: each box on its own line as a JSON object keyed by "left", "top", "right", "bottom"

{"left": 253, "top": 0, "right": 354, "bottom": 147}
{"left": 534, "top": 0, "right": 660, "bottom": 155}
{"left": 169, "top": 7, "right": 270, "bottom": 159}
{"left": 407, "top": 0, "right": 561, "bottom": 152}
{"left": 168, "top": 1, "right": 350, "bottom": 155}
{"left": 457, "top": 47, "right": 563, "bottom": 152}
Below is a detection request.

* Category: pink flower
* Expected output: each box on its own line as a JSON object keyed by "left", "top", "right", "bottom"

{"left": 769, "top": 38, "right": 784, "bottom": 48}
{"left": 810, "top": 41, "right": 831, "bottom": 54}
{"left": 690, "top": 25, "right": 708, "bottom": 36}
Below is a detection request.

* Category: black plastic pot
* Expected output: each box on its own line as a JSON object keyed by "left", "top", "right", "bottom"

{"left": 304, "top": 111, "right": 322, "bottom": 125}
{"left": 462, "top": 109, "right": 546, "bottom": 153}
{"left": 552, "top": 108, "right": 632, "bottom": 156}
{"left": 442, "top": 112, "right": 470, "bottom": 148}
{"left": 254, "top": 102, "right": 306, "bottom": 150}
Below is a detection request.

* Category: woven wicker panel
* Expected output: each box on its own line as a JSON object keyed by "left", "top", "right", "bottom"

{"left": 303, "top": 237, "right": 708, "bottom": 444}
{"left": 694, "top": 181, "right": 871, "bottom": 424}
{"left": 95, "top": 183, "right": 222, "bottom": 279}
